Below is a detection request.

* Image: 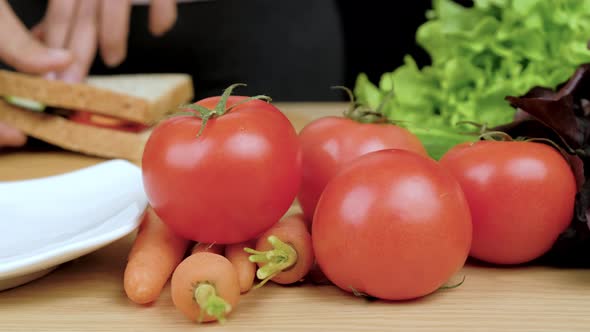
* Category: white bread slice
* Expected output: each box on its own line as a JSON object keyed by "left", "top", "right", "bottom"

{"left": 0, "top": 101, "right": 151, "bottom": 161}
{"left": 0, "top": 70, "right": 194, "bottom": 124}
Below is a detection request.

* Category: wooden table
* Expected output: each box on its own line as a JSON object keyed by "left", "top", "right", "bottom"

{"left": 1, "top": 103, "right": 590, "bottom": 331}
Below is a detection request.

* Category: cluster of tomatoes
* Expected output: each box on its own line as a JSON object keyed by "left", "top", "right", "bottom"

{"left": 141, "top": 86, "right": 577, "bottom": 303}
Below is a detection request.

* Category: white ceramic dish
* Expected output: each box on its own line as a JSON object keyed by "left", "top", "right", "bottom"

{"left": 0, "top": 159, "right": 148, "bottom": 291}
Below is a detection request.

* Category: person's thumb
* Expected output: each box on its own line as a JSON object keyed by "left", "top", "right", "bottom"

{"left": 0, "top": 1, "right": 72, "bottom": 74}
{"left": 0, "top": 122, "right": 26, "bottom": 148}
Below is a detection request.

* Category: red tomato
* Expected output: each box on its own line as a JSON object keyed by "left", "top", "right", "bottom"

{"left": 439, "top": 141, "right": 576, "bottom": 265}
{"left": 312, "top": 149, "right": 472, "bottom": 300}
{"left": 142, "top": 96, "right": 302, "bottom": 244}
{"left": 298, "top": 117, "right": 428, "bottom": 221}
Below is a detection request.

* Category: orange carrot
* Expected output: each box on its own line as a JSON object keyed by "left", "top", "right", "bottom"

{"left": 171, "top": 252, "right": 240, "bottom": 323}
{"left": 225, "top": 240, "right": 256, "bottom": 293}
{"left": 124, "top": 206, "right": 190, "bottom": 304}
{"left": 244, "top": 214, "right": 314, "bottom": 287}
{"left": 191, "top": 242, "right": 225, "bottom": 255}
{"left": 294, "top": 212, "right": 313, "bottom": 233}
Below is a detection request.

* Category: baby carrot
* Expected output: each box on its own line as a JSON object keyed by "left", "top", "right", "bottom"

{"left": 294, "top": 212, "right": 312, "bottom": 232}
{"left": 225, "top": 240, "right": 256, "bottom": 293}
{"left": 292, "top": 212, "right": 313, "bottom": 233}
{"left": 124, "top": 206, "right": 190, "bottom": 304}
{"left": 244, "top": 214, "right": 314, "bottom": 287}
{"left": 171, "top": 252, "right": 240, "bottom": 323}
{"left": 191, "top": 242, "right": 225, "bottom": 255}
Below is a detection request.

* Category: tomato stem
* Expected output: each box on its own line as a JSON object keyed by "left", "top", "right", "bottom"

{"left": 349, "top": 287, "right": 378, "bottom": 302}
{"left": 438, "top": 275, "right": 466, "bottom": 290}
{"left": 214, "top": 83, "right": 247, "bottom": 115}
{"left": 331, "top": 85, "right": 356, "bottom": 116}
{"left": 225, "top": 94, "right": 272, "bottom": 112}
{"left": 462, "top": 125, "right": 576, "bottom": 162}
{"left": 478, "top": 131, "right": 514, "bottom": 142}
{"left": 244, "top": 235, "right": 298, "bottom": 289}
{"left": 524, "top": 137, "right": 575, "bottom": 156}
{"left": 477, "top": 130, "right": 577, "bottom": 163}
{"left": 331, "top": 85, "right": 392, "bottom": 124}
{"left": 175, "top": 83, "right": 271, "bottom": 137}
{"left": 183, "top": 103, "right": 219, "bottom": 137}
{"left": 193, "top": 282, "right": 231, "bottom": 323}
{"left": 455, "top": 120, "right": 490, "bottom": 135}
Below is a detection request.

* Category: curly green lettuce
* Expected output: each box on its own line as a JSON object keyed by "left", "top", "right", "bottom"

{"left": 354, "top": 0, "right": 590, "bottom": 159}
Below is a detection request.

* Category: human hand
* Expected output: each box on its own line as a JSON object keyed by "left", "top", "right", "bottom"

{"left": 0, "top": 0, "right": 74, "bottom": 148}
{"left": 33, "top": 0, "right": 178, "bottom": 83}
{"left": 0, "top": 0, "right": 73, "bottom": 75}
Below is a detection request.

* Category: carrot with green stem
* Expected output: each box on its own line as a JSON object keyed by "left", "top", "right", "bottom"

{"left": 244, "top": 214, "right": 314, "bottom": 287}
{"left": 171, "top": 252, "right": 240, "bottom": 323}
{"left": 225, "top": 240, "right": 256, "bottom": 293}
{"left": 124, "top": 206, "right": 190, "bottom": 304}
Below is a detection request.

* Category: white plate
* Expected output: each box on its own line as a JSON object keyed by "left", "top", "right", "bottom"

{"left": 0, "top": 159, "right": 148, "bottom": 291}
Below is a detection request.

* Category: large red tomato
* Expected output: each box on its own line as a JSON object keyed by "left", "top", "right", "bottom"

{"left": 439, "top": 141, "right": 576, "bottom": 265}
{"left": 312, "top": 149, "right": 472, "bottom": 300}
{"left": 142, "top": 95, "right": 302, "bottom": 244}
{"left": 298, "top": 116, "right": 428, "bottom": 221}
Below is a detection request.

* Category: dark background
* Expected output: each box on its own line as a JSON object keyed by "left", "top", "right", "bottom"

{"left": 6, "top": 0, "right": 435, "bottom": 101}
{"left": 337, "top": 1, "right": 431, "bottom": 90}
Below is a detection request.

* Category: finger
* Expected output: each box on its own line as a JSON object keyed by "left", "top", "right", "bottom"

{"left": 0, "top": 1, "right": 72, "bottom": 73}
{"left": 99, "top": 0, "right": 131, "bottom": 67}
{"left": 31, "top": 21, "right": 45, "bottom": 41}
{"left": 0, "top": 122, "right": 27, "bottom": 148}
{"left": 58, "top": 0, "right": 99, "bottom": 83}
{"left": 41, "top": 0, "right": 77, "bottom": 79}
{"left": 43, "top": 0, "right": 78, "bottom": 48}
{"left": 149, "top": 0, "right": 177, "bottom": 37}
{"left": 30, "top": 22, "right": 57, "bottom": 79}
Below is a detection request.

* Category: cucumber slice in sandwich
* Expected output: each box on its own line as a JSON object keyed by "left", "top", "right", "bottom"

{"left": 4, "top": 96, "right": 46, "bottom": 112}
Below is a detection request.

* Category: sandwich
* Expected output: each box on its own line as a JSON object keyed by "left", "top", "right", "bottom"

{"left": 0, "top": 69, "right": 194, "bottom": 161}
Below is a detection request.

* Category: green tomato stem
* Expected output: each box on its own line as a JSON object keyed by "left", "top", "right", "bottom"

{"left": 171, "top": 83, "right": 271, "bottom": 138}
{"left": 193, "top": 282, "right": 232, "bottom": 323}
{"left": 438, "top": 275, "right": 466, "bottom": 290}
{"left": 479, "top": 130, "right": 514, "bottom": 142}
{"left": 331, "top": 85, "right": 390, "bottom": 124}
{"left": 243, "top": 235, "right": 298, "bottom": 288}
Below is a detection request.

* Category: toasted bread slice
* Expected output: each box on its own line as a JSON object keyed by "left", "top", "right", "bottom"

{"left": 0, "top": 101, "right": 151, "bottom": 161}
{"left": 0, "top": 70, "right": 194, "bottom": 124}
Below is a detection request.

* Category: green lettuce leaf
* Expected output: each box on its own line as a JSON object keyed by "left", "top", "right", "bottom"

{"left": 354, "top": 0, "right": 590, "bottom": 159}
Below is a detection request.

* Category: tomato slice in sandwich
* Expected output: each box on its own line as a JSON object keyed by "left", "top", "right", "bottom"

{"left": 69, "top": 111, "right": 149, "bottom": 133}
